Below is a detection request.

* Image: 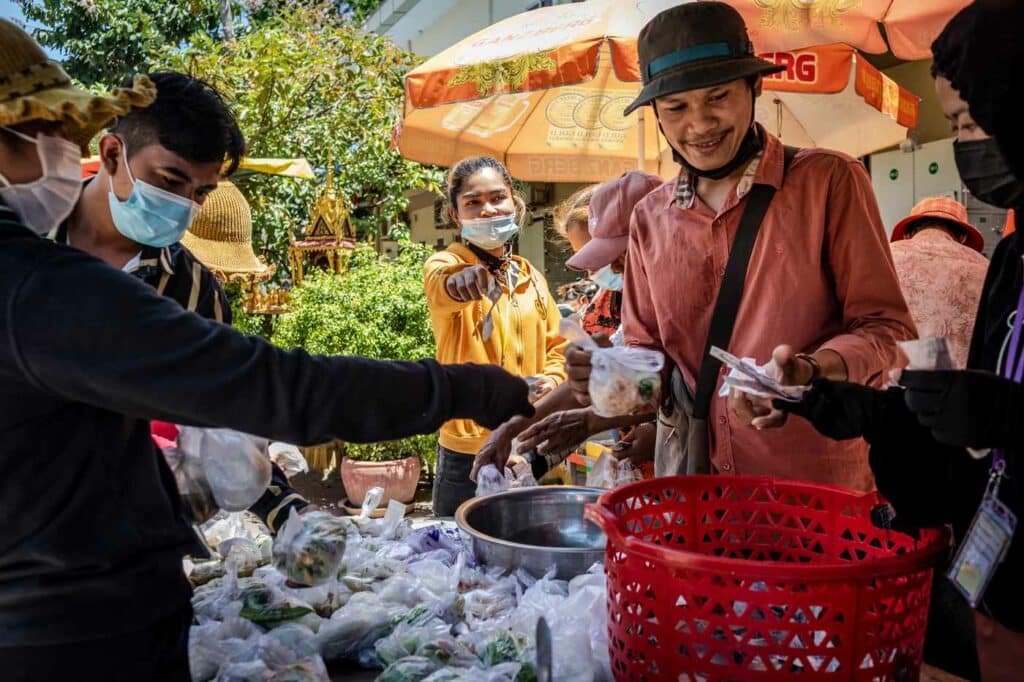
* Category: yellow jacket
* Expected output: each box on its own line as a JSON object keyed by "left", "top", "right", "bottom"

{"left": 424, "top": 243, "right": 567, "bottom": 455}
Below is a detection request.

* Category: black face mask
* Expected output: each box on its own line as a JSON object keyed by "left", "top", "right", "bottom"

{"left": 954, "top": 138, "right": 1024, "bottom": 210}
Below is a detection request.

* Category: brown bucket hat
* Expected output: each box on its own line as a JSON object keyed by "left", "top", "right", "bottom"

{"left": 624, "top": 2, "right": 784, "bottom": 115}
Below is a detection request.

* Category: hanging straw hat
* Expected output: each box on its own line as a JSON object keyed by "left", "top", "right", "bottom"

{"left": 181, "top": 181, "right": 271, "bottom": 277}
{"left": 0, "top": 19, "right": 155, "bottom": 152}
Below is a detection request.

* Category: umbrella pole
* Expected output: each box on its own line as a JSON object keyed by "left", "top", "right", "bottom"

{"left": 637, "top": 108, "right": 646, "bottom": 170}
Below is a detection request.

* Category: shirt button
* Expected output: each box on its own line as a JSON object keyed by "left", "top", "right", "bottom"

{"left": 718, "top": 267, "right": 726, "bottom": 276}
{"left": 721, "top": 463, "right": 732, "bottom": 472}
{"left": 718, "top": 416, "right": 727, "bottom": 425}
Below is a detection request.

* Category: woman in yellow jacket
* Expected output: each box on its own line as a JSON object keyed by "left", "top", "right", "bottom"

{"left": 424, "top": 156, "right": 567, "bottom": 515}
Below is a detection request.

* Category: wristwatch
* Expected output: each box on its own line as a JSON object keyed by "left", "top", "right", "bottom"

{"left": 794, "top": 352, "right": 821, "bottom": 385}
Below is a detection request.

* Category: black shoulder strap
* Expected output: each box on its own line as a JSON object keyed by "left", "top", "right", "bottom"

{"left": 692, "top": 145, "right": 799, "bottom": 419}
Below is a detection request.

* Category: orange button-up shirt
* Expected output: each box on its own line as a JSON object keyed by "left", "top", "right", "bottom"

{"left": 622, "top": 132, "right": 916, "bottom": 491}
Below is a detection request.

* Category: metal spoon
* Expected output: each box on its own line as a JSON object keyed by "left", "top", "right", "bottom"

{"left": 536, "top": 616, "right": 552, "bottom": 682}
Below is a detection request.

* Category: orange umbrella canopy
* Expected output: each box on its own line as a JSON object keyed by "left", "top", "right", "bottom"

{"left": 404, "top": 0, "right": 969, "bottom": 111}
{"left": 399, "top": 7, "right": 922, "bottom": 182}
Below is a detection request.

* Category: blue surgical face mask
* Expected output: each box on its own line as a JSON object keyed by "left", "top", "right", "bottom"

{"left": 460, "top": 213, "right": 519, "bottom": 250}
{"left": 591, "top": 264, "right": 624, "bottom": 292}
{"left": 107, "top": 141, "right": 200, "bottom": 248}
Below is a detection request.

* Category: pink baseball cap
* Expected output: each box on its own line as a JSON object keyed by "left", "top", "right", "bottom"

{"left": 566, "top": 170, "right": 663, "bottom": 272}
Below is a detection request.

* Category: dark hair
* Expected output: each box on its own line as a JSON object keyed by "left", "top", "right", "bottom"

{"left": 930, "top": 4, "right": 977, "bottom": 84}
{"left": 905, "top": 218, "right": 964, "bottom": 241}
{"left": 444, "top": 156, "right": 526, "bottom": 225}
{"left": 111, "top": 72, "right": 246, "bottom": 176}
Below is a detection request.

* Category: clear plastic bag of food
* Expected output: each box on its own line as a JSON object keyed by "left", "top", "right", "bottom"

{"left": 560, "top": 318, "right": 663, "bottom": 417}
{"left": 273, "top": 510, "right": 348, "bottom": 587}
{"left": 314, "top": 591, "right": 405, "bottom": 662}
{"left": 179, "top": 427, "right": 273, "bottom": 512}
{"left": 373, "top": 618, "right": 457, "bottom": 666}
{"left": 376, "top": 656, "right": 441, "bottom": 682}
{"left": 237, "top": 581, "right": 319, "bottom": 631}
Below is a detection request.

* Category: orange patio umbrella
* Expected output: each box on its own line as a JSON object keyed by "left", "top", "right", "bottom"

{"left": 400, "top": 36, "right": 919, "bottom": 182}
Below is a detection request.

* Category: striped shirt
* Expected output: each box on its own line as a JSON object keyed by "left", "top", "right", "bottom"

{"left": 53, "top": 223, "right": 231, "bottom": 325}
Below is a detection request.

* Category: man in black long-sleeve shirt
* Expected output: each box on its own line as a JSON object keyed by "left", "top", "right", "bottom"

{"left": 0, "top": 21, "right": 532, "bottom": 680}
{"left": 57, "top": 72, "right": 312, "bottom": 532}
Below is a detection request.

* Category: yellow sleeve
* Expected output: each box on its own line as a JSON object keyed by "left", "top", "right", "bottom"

{"left": 538, "top": 274, "right": 568, "bottom": 384}
{"left": 423, "top": 250, "right": 475, "bottom": 315}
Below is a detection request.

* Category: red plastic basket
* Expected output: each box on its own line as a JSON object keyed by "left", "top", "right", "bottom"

{"left": 584, "top": 476, "right": 951, "bottom": 681}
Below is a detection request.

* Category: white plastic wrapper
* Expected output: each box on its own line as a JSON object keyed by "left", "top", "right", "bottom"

{"left": 179, "top": 427, "right": 273, "bottom": 512}
{"left": 561, "top": 318, "right": 663, "bottom": 417}
{"left": 475, "top": 465, "right": 508, "bottom": 497}
{"left": 900, "top": 337, "right": 956, "bottom": 370}
{"left": 475, "top": 463, "right": 535, "bottom": 498}
{"left": 586, "top": 452, "right": 636, "bottom": 490}
{"left": 273, "top": 510, "right": 349, "bottom": 587}
{"left": 268, "top": 442, "right": 309, "bottom": 479}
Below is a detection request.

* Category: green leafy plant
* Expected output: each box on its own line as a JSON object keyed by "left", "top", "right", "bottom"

{"left": 159, "top": 5, "right": 442, "bottom": 282}
{"left": 17, "top": 0, "right": 226, "bottom": 85}
{"left": 273, "top": 241, "right": 438, "bottom": 466}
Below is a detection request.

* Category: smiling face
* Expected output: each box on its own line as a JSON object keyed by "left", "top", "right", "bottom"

{"left": 654, "top": 78, "right": 756, "bottom": 172}
{"left": 449, "top": 167, "right": 516, "bottom": 225}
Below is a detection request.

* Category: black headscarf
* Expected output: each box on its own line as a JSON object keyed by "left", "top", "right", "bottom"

{"left": 932, "top": 0, "right": 1024, "bottom": 179}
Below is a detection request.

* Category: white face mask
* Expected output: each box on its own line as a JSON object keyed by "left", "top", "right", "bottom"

{"left": 0, "top": 128, "right": 83, "bottom": 236}
{"left": 460, "top": 213, "right": 519, "bottom": 250}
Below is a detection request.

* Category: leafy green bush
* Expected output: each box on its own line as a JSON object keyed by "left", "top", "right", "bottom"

{"left": 273, "top": 241, "right": 438, "bottom": 467}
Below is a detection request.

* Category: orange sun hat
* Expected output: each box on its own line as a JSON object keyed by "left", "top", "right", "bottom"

{"left": 891, "top": 196, "right": 985, "bottom": 253}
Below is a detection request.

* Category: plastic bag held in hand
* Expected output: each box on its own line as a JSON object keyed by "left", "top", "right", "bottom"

{"left": 179, "top": 427, "right": 273, "bottom": 512}
{"left": 560, "top": 318, "right": 663, "bottom": 417}
{"left": 475, "top": 465, "right": 509, "bottom": 497}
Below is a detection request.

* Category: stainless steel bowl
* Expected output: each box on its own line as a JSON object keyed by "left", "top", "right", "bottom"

{"left": 455, "top": 486, "right": 606, "bottom": 579}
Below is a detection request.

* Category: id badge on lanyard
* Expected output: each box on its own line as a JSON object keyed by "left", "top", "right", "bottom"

{"left": 948, "top": 274, "right": 1024, "bottom": 607}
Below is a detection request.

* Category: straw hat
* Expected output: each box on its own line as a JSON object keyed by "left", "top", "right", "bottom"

{"left": 0, "top": 19, "right": 155, "bottom": 152}
{"left": 182, "top": 181, "right": 271, "bottom": 276}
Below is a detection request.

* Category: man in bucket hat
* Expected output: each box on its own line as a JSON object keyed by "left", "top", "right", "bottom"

{"left": 566, "top": 2, "right": 914, "bottom": 491}
{"left": 0, "top": 20, "right": 533, "bottom": 679}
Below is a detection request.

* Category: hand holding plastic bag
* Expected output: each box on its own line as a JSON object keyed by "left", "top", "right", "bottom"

{"left": 178, "top": 427, "right": 273, "bottom": 512}
{"left": 474, "top": 465, "right": 509, "bottom": 497}
{"left": 561, "top": 318, "right": 663, "bottom": 417}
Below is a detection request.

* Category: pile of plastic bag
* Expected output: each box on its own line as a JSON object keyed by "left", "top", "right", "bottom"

{"left": 187, "top": 487, "right": 613, "bottom": 682}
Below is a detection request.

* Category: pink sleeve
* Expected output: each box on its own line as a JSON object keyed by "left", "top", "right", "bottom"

{"left": 818, "top": 159, "right": 917, "bottom": 385}
{"left": 621, "top": 206, "right": 663, "bottom": 352}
